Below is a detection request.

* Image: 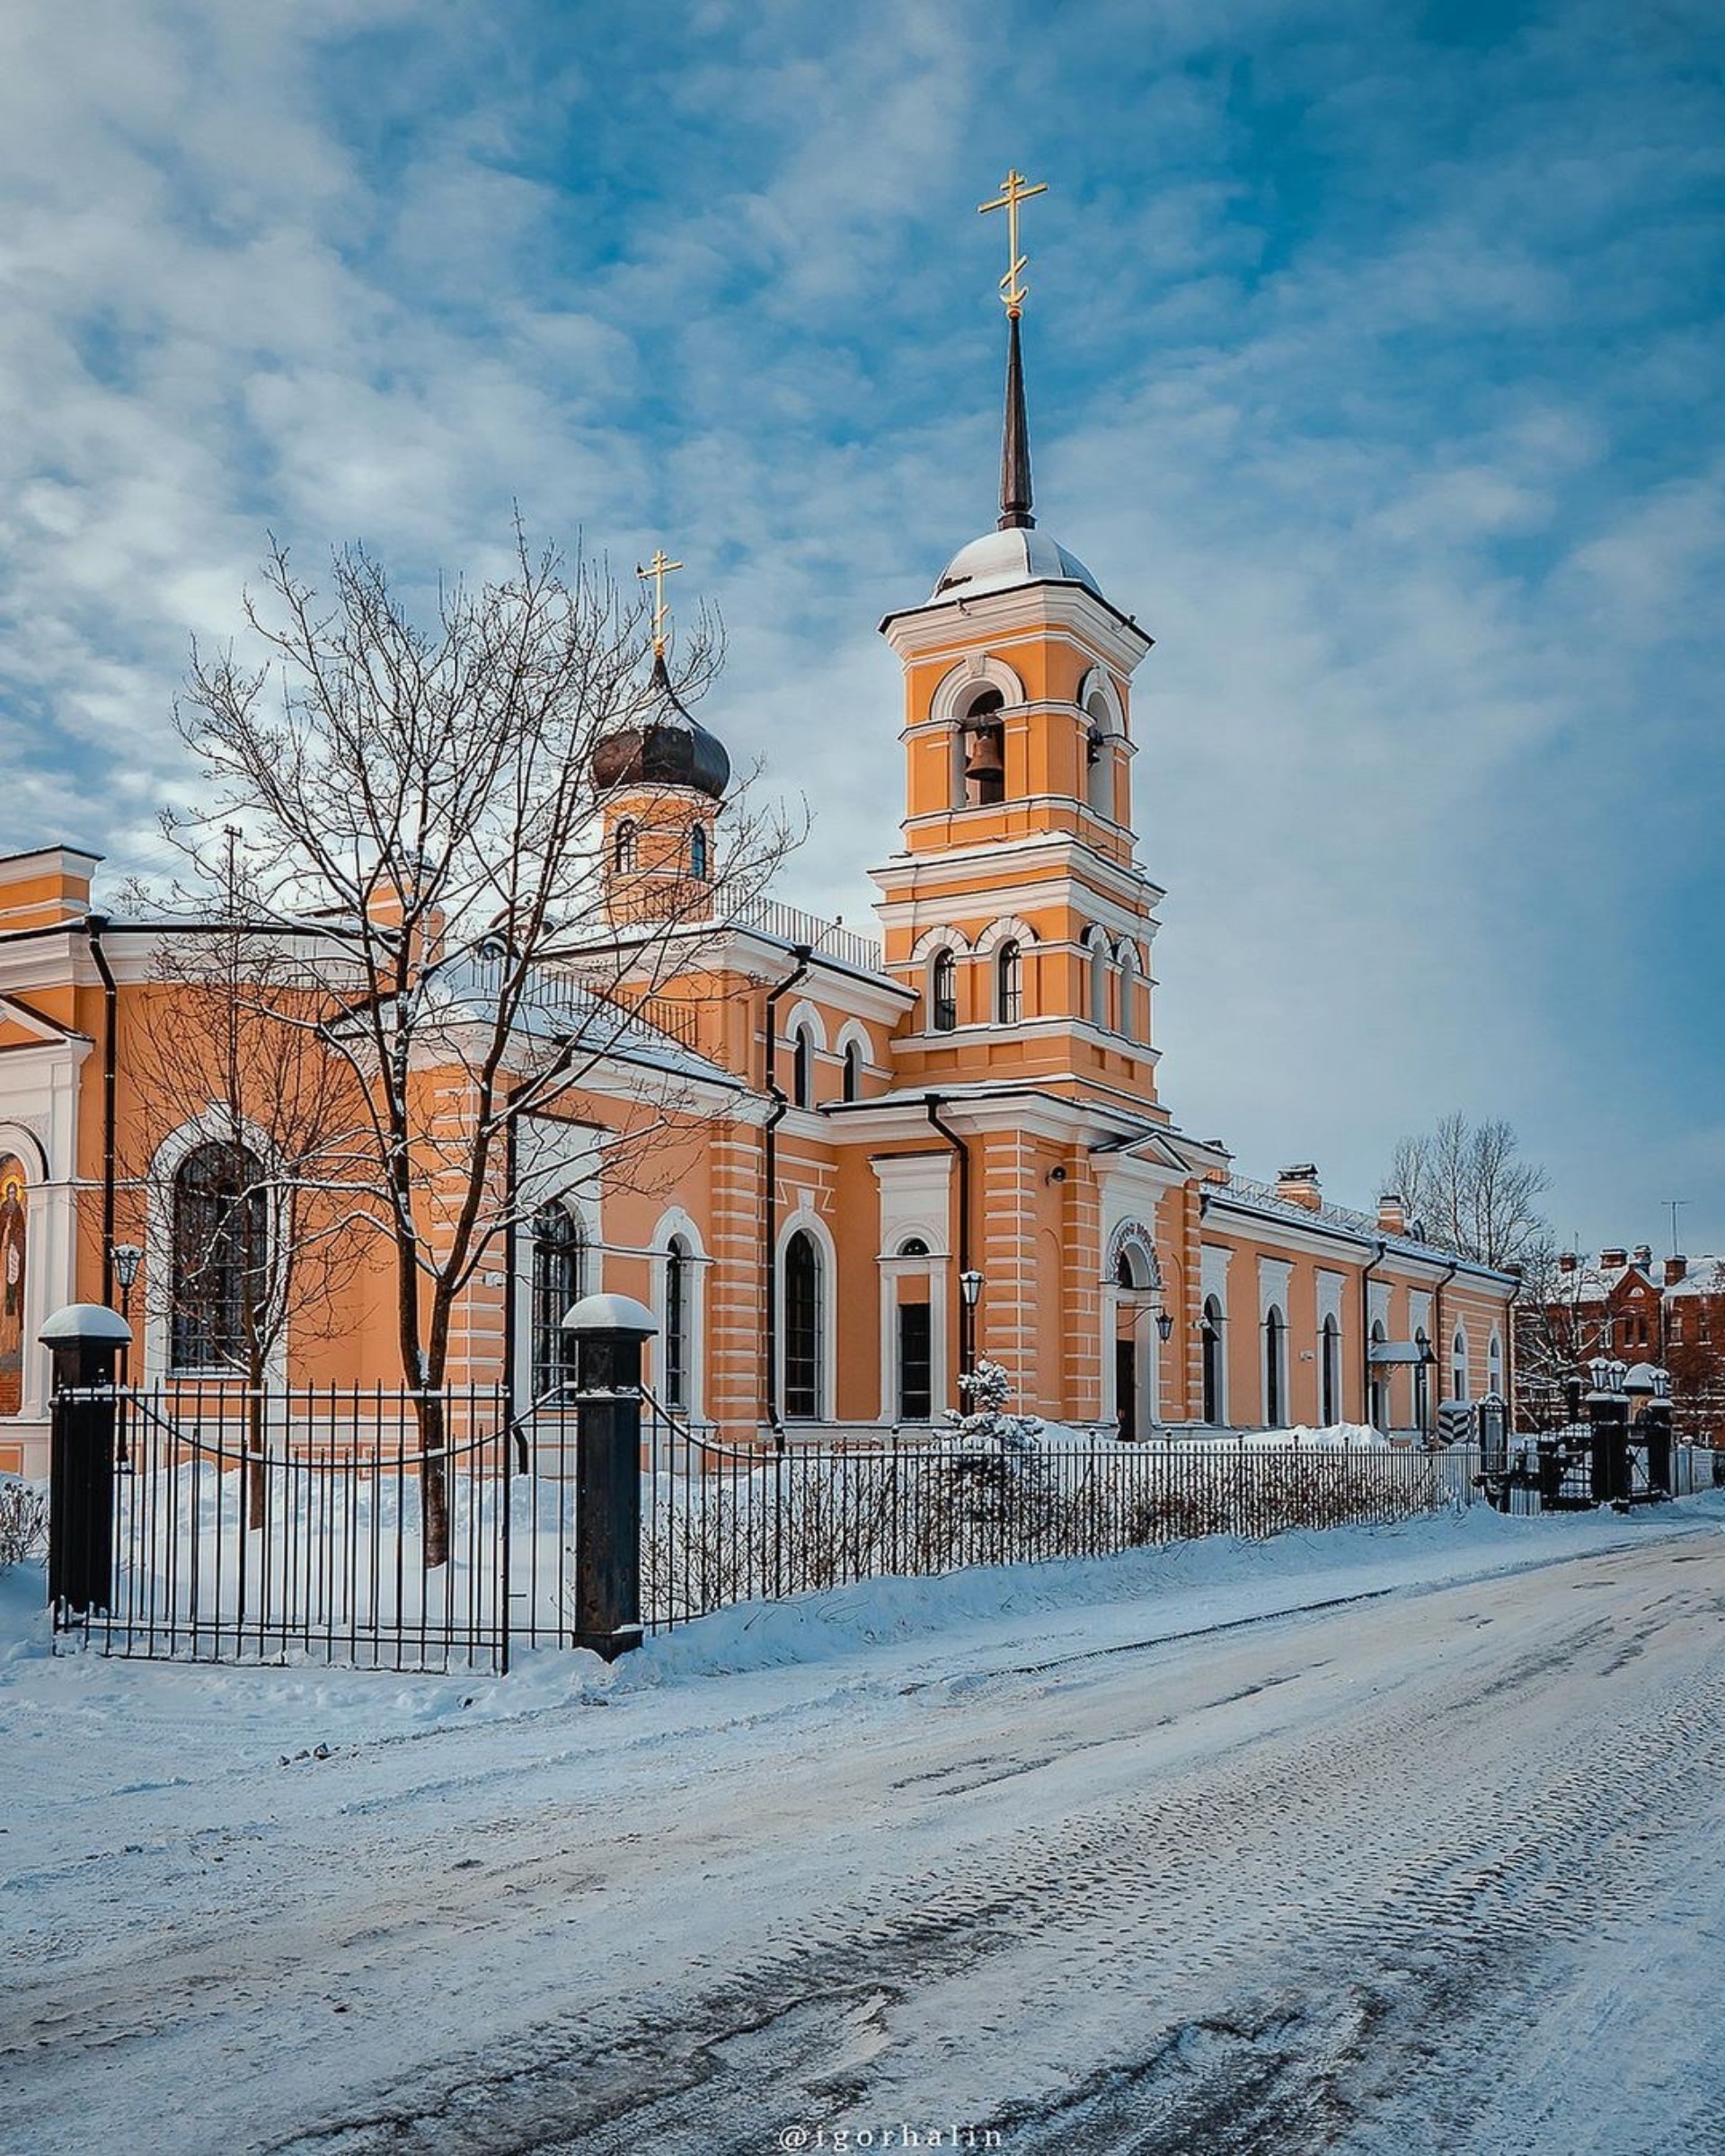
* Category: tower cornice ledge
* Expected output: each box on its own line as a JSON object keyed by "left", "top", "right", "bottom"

{"left": 880, "top": 582, "right": 1153, "bottom": 673}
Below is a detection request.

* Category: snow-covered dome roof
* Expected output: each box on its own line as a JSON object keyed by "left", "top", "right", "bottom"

{"left": 931, "top": 526, "right": 1102, "bottom": 605}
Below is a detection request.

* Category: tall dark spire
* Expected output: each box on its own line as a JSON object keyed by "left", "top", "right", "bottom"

{"left": 997, "top": 309, "right": 1035, "bottom": 531}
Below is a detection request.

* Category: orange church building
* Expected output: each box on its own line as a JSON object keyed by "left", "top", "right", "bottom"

{"left": 0, "top": 284, "right": 1516, "bottom": 1479}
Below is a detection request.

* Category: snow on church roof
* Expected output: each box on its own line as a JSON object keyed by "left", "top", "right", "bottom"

{"left": 932, "top": 526, "right": 1103, "bottom": 604}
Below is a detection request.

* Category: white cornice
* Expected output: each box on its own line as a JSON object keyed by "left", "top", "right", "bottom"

{"left": 880, "top": 583, "right": 1154, "bottom": 674}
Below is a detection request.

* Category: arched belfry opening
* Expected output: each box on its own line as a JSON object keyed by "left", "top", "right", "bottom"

{"left": 960, "top": 688, "right": 1006, "bottom": 807}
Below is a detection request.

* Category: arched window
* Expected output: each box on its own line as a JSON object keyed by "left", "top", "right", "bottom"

{"left": 1487, "top": 1331, "right": 1503, "bottom": 1398}
{"left": 663, "top": 1236, "right": 693, "bottom": 1412}
{"left": 531, "top": 1203, "right": 588, "bottom": 1398}
{"left": 930, "top": 949, "right": 958, "bottom": 1033}
{"left": 842, "top": 1039, "right": 863, "bottom": 1102}
{"left": 1201, "top": 1296, "right": 1225, "bottom": 1424}
{"left": 995, "top": 940, "right": 1022, "bottom": 1026}
{"left": 1321, "top": 1314, "right": 1340, "bottom": 1427}
{"left": 1118, "top": 944, "right": 1139, "bottom": 1042}
{"left": 1369, "top": 1318, "right": 1388, "bottom": 1429}
{"left": 960, "top": 689, "right": 1006, "bottom": 808}
{"left": 1263, "top": 1305, "right": 1286, "bottom": 1427}
{"left": 0, "top": 1157, "right": 29, "bottom": 1417}
{"left": 1452, "top": 1327, "right": 1470, "bottom": 1402}
{"left": 613, "top": 819, "right": 638, "bottom": 875}
{"left": 792, "top": 1025, "right": 815, "bottom": 1109}
{"left": 783, "top": 1229, "right": 823, "bottom": 1419}
{"left": 1085, "top": 694, "right": 1115, "bottom": 819}
{"left": 171, "top": 1141, "right": 269, "bottom": 1372}
{"left": 687, "top": 824, "right": 709, "bottom": 880}
{"left": 899, "top": 1236, "right": 930, "bottom": 1258}
{"left": 1088, "top": 933, "right": 1109, "bottom": 1031}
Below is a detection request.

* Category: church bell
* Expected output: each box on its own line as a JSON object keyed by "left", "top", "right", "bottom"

{"left": 962, "top": 719, "right": 1005, "bottom": 789}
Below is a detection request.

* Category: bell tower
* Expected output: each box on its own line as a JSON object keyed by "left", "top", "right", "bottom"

{"left": 871, "top": 174, "right": 1165, "bottom": 1114}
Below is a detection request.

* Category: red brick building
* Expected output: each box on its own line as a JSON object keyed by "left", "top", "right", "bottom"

{"left": 1532, "top": 1247, "right": 1725, "bottom": 1442}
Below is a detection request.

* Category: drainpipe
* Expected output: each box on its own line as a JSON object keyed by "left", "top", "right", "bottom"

{"left": 1361, "top": 1239, "right": 1386, "bottom": 1429}
{"left": 1430, "top": 1258, "right": 1459, "bottom": 1438}
{"left": 923, "top": 1094, "right": 972, "bottom": 1377}
{"left": 84, "top": 915, "right": 119, "bottom": 1308}
{"left": 761, "top": 945, "right": 814, "bottom": 1433}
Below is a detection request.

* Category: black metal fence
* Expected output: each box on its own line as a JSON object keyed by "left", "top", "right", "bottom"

{"left": 50, "top": 1384, "right": 1725, "bottom": 1673}
{"left": 638, "top": 1425, "right": 1483, "bottom": 1630}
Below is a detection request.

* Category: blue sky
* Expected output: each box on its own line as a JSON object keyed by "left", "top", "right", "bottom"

{"left": 3, "top": 0, "right": 1722, "bottom": 1251}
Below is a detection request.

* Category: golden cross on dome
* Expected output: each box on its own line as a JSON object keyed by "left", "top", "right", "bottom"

{"left": 978, "top": 167, "right": 1048, "bottom": 318}
{"left": 636, "top": 547, "right": 684, "bottom": 658}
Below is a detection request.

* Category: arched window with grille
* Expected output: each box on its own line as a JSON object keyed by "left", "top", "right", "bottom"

{"left": 663, "top": 1235, "right": 693, "bottom": 1412}
{"left": 995, "top": 940, "right": 1022, "bottom": 1026}
{"left": 687, "top": 824, "right": 709, "bottom": 880}
{"left": 171, "top": 1141, "right": 269, "bottom": 1372}
{"left": 783, "top": 1229, "right": 824, "bottom": 1418}
{"left": 531, "top": 1203, "right": 588, "bottom": 1398}
{"left": 1263, "top": 1305, "right": 1287, "bottom": 1427}
{"left": 1201, "top": 1296, "right": 1225, "bottom": 1424}
{"left": 1321, "top": 1313, "right": 1341, "bottom": 1427}
{"left": 614, "top": 819, "right": 638, "bottom": 874}
{"left": 792, "top": 1025, "right": 815, "bottom": 1109}
{"left": 930, "top": 949, "right": 958, "bottom": 1033}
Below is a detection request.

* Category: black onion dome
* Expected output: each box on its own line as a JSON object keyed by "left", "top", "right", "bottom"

{"left": 591, "top": 653, "right": 730, "bottom": 801}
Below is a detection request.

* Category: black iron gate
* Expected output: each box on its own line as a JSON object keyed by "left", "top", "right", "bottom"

{"left": 53, "top": 1382, "right": 587, "bottom": 1675}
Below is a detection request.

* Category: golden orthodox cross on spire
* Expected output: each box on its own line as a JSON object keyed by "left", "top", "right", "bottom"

{"left": 636, "top": 546, "right": 684, "bottom": 658}
{"left": 978, "top": 167, "right": 1048, "bottom": 318}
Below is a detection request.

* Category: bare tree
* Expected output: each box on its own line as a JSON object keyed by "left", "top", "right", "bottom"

{"left": 167, "top": 532, "right": 796, "bottom": 1562}
{"left": 116, "top": 866, "right": 371, "bottom": 1526}
{"left": 1387, "top": 1112, "right": 1551, "bottom": 1272}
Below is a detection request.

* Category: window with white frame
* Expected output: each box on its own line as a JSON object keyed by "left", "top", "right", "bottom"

{"left": 1263, "top": 1305, "right": 1287, "bottom": 1426}
{"left": 930, "top": 949, "right": 958, "bottom": 1033}
{"left": 171, "top": 1141, "right": 269, "bottom": 1373}
{"left": 995, "top": 940, "right": 1022, "bottom": 1025}
{"left": 530, "top": 1203, "right": 588, "bottom": 1398}
{"left": 1201, "top": 1296, "right": 1225, "bottom": 1423}
{"left": 783, "top": 1229, "right": 824, "bottom": 1418}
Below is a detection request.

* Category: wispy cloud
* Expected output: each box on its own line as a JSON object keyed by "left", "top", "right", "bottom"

{"left": 1, "top": 0, "right": 1721, "bottom": 1247}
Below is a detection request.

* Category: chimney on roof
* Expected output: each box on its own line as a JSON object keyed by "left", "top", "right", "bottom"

{"left": 1666, "top": 1256, "right": 1688, "bottom": 1286}
{"left": 1558, "top": 1252, "right": 1579, "bottom": 1274}
{"left": 1632, "top": 1243, "right": 1652, "bottom": 1268}
{"left": 1600, "top": 1247, "right": 1628, "bottom": 1269}
{"left": 1277, "top": 1162, "right": 1322, "bottom": 1212}
{"left": 1376, "top": 1192, "right": 1407, "bottom": 1235}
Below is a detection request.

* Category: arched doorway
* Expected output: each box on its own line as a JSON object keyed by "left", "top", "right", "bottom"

{"left": 1111, "top": 1234, "right": 1160, "bottom": 1439}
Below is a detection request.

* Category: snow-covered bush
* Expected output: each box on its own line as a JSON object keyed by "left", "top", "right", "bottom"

{"left": 916, "top": 1361, "right": 1066, "bottom": 1559}
{"left": 0, "top": 1478, "right": 48, "bottom": 1568}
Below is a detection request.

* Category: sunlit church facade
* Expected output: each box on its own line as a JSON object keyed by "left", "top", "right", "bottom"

{"left": 0, "top": 287, "right": 1516, "bottom": 1476}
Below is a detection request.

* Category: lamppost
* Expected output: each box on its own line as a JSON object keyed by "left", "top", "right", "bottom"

{"left": 110, "top": 1243, "right": 142, "bottom": 1327}
{"left": 959, "top": 1268, "right": 985, "bottom": 1379}
{"left": 109, "top": 1241, "right": 143, "bottom": 1455}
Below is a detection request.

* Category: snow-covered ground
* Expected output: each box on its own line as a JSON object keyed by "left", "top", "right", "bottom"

{"left": 4, "top": 1496, "right": 1724, "bottom": 2153}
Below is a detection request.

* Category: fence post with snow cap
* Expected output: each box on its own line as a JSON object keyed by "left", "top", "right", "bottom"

{"left": 40, "top": 1303, "right": 131, "bottom": 1620}
{"left": 562, "top": 1292, "right": 657, "bottom": 1661}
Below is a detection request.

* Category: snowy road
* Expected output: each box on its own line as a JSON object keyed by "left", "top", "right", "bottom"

{"left": 5, "top": 1506, "right": 1725, "bottom": 2154}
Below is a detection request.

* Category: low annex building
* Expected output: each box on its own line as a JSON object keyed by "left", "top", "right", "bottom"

{"left": 0, "top": 267, "right": 1515, "bottom": 1477}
